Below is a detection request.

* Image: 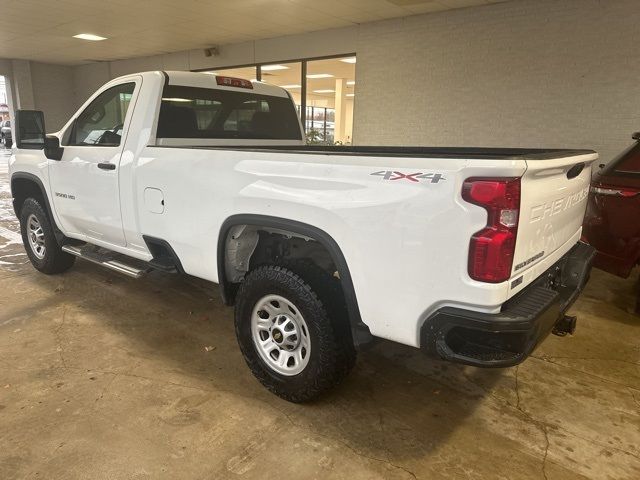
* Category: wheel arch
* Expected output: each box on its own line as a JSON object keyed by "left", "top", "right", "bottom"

{"left": 10, "top": 173, "right": 63, "bottom": 240}
{"left": 217, "top": 214, "right": 370, "bottom": 343}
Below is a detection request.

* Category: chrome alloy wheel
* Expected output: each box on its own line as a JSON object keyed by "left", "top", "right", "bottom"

{"left": 251, "top": 294, "right": 311, "bottom": 376}
{"left": 27, "top": 214, "right": 46, "bottom": 259}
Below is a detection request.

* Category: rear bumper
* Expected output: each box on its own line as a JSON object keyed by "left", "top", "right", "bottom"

{"left": 420, "top": 242, "right": 596, "bottom": 367}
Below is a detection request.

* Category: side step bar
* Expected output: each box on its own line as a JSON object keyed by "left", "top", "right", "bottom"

{"left": 62, "top": 245, "right": 147, "bottom": 278}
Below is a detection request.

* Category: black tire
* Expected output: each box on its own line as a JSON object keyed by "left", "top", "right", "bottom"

{"left": 19, "top": 198, "right": 75, "bottom": 274}
{"left": 235, "top": 265, "right": 355, "bottom": 402}
{"left": 283, "top": 259, "right": 357, "bottom": 374}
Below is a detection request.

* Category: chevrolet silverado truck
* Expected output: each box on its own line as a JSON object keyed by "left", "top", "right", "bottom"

{"left": 9, "top": 71, "right": 597, "bottom": 402}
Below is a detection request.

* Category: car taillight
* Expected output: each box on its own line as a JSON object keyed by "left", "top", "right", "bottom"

{"left": 462, "top": 177, "right": 521, "bottom": 283}
{"left": 591, "top": 185, "right": 640, "bottom": 198}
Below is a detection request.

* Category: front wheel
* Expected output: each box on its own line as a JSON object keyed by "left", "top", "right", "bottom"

{"left": 19, "top": 198, "right": 75, "bottom": 274}
{"left": 235, "top": 265, "right": 354, "bottom": 402}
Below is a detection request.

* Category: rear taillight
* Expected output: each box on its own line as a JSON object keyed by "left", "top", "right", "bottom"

{"left": 462, "top": 177, "right": 521, "bottom": 283}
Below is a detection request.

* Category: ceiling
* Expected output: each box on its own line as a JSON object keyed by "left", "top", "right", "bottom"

{"left": 0, "top": 0, "right": 509, "bottom": 65}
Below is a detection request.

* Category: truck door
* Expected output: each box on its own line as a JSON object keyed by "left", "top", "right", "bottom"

{"left": 49, "top": 80, "right": 139, "bottom": 247}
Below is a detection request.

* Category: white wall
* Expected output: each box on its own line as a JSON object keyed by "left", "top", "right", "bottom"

{"left": 354, "top": 0, "right": 640, "bottom": 164}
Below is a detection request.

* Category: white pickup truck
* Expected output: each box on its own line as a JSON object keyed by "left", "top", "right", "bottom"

{"left": 9, "top": 71, "right": 597, "bottom": 402}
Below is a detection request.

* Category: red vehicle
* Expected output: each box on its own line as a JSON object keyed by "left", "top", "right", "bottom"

{"left": 583, "top": 132, "right": 640, "bottom": 312}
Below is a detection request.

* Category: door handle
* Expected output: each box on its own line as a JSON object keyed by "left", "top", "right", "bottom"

{"left": 98, "top": 163, "right": 116, "bottom": 171}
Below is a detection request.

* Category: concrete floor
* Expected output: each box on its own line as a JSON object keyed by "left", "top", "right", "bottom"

{"left": 1, "top": 150, "right": 639, "bottom": 480}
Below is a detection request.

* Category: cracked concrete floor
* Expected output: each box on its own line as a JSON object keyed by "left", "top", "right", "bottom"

{"left": 1, "top": 151, "right": 639, "bottom": 480}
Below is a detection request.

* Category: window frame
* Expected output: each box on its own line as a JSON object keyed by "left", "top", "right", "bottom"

{"left": 62, "top": 79, "right": 140, "bottom": 148}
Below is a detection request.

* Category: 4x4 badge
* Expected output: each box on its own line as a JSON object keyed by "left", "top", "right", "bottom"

{"left": 370, "top": 171, "right": 446, "bottom": 183}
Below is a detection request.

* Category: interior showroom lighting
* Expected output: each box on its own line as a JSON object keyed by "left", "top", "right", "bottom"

{"left": 280, "top": 84, "right": 301, "bottom": 89}
{"left": 306, "top": 73, "right": 333, "bottom": 79}
{"left": 261, "top": 64, "right": 288, "bottom": 71}
{"left": 73, "top": 33, "right": 107, "bottom": 41}
{"left": 340, "top": 57, "right": 356, "bottom": 63}
{"left": 347, "top": 81, "right": 355, "bottom": 85}
{"left": 313, "top": 89, "right": 335, "bottom": 93}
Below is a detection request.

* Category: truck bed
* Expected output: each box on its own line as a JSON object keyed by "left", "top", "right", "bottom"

{"left": 155, "top": 144, "right": 596, "bottom": 160}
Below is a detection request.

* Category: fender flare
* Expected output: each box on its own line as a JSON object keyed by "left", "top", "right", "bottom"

{"left": 10, "top": 172, "right": 64, "bottom": 240}
{"left": 217, "top": 214, "right": 368, "bottom": 341}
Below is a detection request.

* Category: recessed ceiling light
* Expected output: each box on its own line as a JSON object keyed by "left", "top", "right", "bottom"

{"left": 313, "top": 89, "right": 335, "bottom": 93}
{"left": 347, "top": 80, "right": 355, "bottom": 86}
{"left": 261, "top": 64, "right": 289, "bottom": 71}
{"left": 280, "top": 84, "right": 301, "bottom": 89}
{"left": 340, "top": 57, "right": 356, "bottom": 64}
{"left": 346, "top": 93, "right": 355, "bottom": 97}
{"left": 162, "top": 98, "right": 192, "bottom": 102}
{"left": 307, "top": 74, "right": 333, "bottom": 79}
{"left": 73, "top": 33, "right": 107, "bottom": 41}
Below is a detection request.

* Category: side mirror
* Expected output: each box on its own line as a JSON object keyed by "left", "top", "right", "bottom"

{"left": 44, "top": 135, "right": 64, "bottom": 161}
{"left": 633, "top": 132, "right": 640, "bottom": 140}
{"left": 15, "top": 110, "right": 46, "bottom": 149}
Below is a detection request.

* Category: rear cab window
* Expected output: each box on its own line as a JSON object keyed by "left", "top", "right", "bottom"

{"left": 156, "top": 85, "right": 302, "bottom": 142}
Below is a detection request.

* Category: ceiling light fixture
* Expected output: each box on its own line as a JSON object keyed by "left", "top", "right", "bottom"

{"left": 280, "top": 84, "right": 301, "bottom": 89}
{"left": 307, "top": 74, "right": 333, "bottom": 79}
{"left": 73, "top": 33, "right": 107, "bottom": 41}
{"left": 346, "top": 93, "right": 355, "bottom": 97}
{"left": 340, "top": 57, "right": 356, "bottom": 64}
{"left": 162, "top": 98, "right": 192, "bottom": 102}
{"left": 261, "top": 64, "right": 289, "bottom": 71}
{"left": 347, "top": 80, "right": 355, "bottom": 86}
{"left": 313, "top": 89, "right": 335, "bottom": 93}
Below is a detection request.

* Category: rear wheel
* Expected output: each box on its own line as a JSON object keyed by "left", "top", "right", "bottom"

{"left": 19, "top": 198, "right": 75, "bottom": 274}
{"left": 235, "top": 265, "right": 354, "bottom": 402}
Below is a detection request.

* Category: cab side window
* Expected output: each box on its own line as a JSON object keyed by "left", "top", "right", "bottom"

{"left": 68, "top": 83, "right": 135, "bottom": 146}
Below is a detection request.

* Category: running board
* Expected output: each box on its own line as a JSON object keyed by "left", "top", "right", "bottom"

{"left": 62, "top": 245, "right": 147, "bottom": 278}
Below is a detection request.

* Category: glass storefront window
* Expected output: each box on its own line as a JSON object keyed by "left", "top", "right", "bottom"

{"left": 305, "top": 57, "right": 355, "bottom": 145}
{"left": 199, "top": 55, "right": 355, "bottom": 145}
{"left": 203, "top": 66, "right": 257, "bottom": 82}
{"left": 260, "top": 62, "right": 302, "bottom": 106}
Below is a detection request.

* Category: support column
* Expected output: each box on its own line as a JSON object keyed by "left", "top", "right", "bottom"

{"left": 334, "top": 78, "right": 347, "bottom": 144}
{"left": 10, "top": 60, "right": 35, "bottom": 110}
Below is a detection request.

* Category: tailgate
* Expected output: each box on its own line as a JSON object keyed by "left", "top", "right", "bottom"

{"left": 513, "top": 152, "right": 598, "bottom": 276}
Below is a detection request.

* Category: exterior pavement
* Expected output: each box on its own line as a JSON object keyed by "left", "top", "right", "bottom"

{"left": 0, "top": 148, "right": 639, "bottom": 480}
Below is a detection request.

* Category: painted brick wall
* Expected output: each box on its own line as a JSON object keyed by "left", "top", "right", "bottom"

{"left": 354, "top": 0, "right": 640, "bottom": 165}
